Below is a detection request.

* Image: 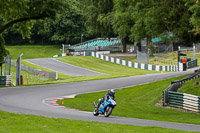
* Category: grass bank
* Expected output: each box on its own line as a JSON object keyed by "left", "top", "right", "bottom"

{"left": 4, "top": 45, "right": 160, "bottom": 85}
{"left": 2, "top": 64, "right": 53, "bottom": 86}
{"left": 58, "top": 56, "right": 158, "bottom": 76}
{"left": 119, "top": 51, "right": 200, "bottom": 66}
{"left": 0, "top": 111, "right": 193, "bottom": 133}
{"left": 179, "top": 78, "right": 200, "bottom": 96}
{"left": 18, "top": 56, "right": 159, "bottom": 85}
{"left": 6, "top": 45, "right": 61, "bottom": 59}
{"left": 57, "top": 75, "right": 200, "bottom": 125}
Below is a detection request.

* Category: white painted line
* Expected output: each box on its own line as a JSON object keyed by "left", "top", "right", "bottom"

{"left": 122, "top": 60, "right": 126, "bottom": 66}
{"left": 116, "top": 58, "right": 120, "bottom": 64}
{"left": 148, "top": 65, "right": 152, "bottom": 70}
{"left": 101, "top": 55, "right": 104, "bottom": 60}
{"left": 156, "top": 65, "right": 160, "bottom": 71}
{"left": 55, "top": 59, "right": 105, "bottom": 75}
{"left": 135, "top": 63, "right": 138, "bottom": 68}
{"left": 106, "top": 56, "right": 109, "bottom": 61}
{"left": 128, "top": 61, "right": 132, "bottom": 67}
{"left": 92, "top": 52, "right": 95, "bottom": 57}
{"left": 111, "top": 57, "right": 114, "bottom": 63}
{"left": 141, "top": 64, "right": 145, "bottom": 69}
{"left": 24, "top": 60, "right": 57, "bottom": 73}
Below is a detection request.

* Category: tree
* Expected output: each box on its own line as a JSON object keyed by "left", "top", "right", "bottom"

{"left": 112, "top": 0, "right": 134, "bottom": 52}
{"left": 0, "top": 0, "right": 65, "bottom": 60}
{"left": 0, "top": 35, "right": 9, "bottom": 62}
{"left": 186, "top": 0, "right": 200, "bottom": 34}
{"left": 85, "top": 0, "right": 115, "bottom": 38}
{"left": 113, "top": 0, "right": 200, "bottom": 49}
{"left": 37, "top": 0, "right": 85, "bottom": 44}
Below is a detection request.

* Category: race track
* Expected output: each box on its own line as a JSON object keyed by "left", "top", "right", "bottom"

{"left": 25, "top": 58, "right": 104, "bottom": 76}
{"left": 0, "top": 67, "right": 200, "bottom": 132}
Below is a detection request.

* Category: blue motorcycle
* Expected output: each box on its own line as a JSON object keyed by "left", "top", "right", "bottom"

{"left": 93, "top": 96, "right": 117, "bottom": 117}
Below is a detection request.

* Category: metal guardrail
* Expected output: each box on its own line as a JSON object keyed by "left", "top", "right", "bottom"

{"left": 0, "top": 75, "right": 12, "bottom": 87}
{"left": 187, "top": 59, "right": 198, "bottom": 69}
{"left": 162, "top": 69, "right": 200, "bottom": 112}
{"left": 92, "top": 52, "right": 177, "bottom": 71}
{"left": 168, "top": 91, "right": 200, "bottom": 112}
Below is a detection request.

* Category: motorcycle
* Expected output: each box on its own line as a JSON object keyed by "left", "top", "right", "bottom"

{"left": 93, "top": 96, "right": 117, "bottom": 117}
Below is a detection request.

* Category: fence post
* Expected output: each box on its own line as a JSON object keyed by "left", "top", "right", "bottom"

{"left": 16, "top": 53, "right": 23, "bottom": 86}
{"left": 193, "top": 45, "right": 195, "bottom": 60}
{"left": 163, "top": 90, "right": 168, "bottom": 106}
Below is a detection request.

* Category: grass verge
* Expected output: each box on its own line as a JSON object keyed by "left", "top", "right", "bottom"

{"left": 58, "top": 56, "right": 159, "bottom": 76}
{"left": 22, "top": 60, "right": 73, "bottom": 80}
{"left": 0, "top": 111, "right": 193, "bottom": 133}
{"left": 2, "top": 64, "right": 53, "bottom": 85}
{"left": 57, "top": 75, "right": 200, "bottom": 125}
{"left": 6, "top": 45, "right": 61, "bottom": 59}
{"left": 179, "top": 78, "right": 200, "bottom": 96}
{"left": 120, "top": 51, "right": 200, "bottom": 66}
{"left": 13, "top": 56, "right": 160, "bottom": 85}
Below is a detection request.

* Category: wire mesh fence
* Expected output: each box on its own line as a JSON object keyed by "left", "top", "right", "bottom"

{"left": 11, "top": 72, "right": 50, "bottom": 85}
{"left": 154, "top": 57, "right": 177, "bottom": 65}
{"left": 137, "top": 51, "right": 149, "bottom": 64}
{"left": 3, "top": 56, "right": 11, "bottom": 76}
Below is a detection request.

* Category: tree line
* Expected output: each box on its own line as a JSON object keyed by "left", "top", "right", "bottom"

{"left": 0, "top": 0, "right": 200, "bottom": 62}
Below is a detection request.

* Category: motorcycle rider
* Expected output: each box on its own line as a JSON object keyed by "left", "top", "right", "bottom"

{"left": 97, "top": 89, "right": 115, "bottom": 109}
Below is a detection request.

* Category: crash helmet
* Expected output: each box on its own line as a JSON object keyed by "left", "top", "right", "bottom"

{"left": 110, "top": 89, "right": 115, "bottom": 95}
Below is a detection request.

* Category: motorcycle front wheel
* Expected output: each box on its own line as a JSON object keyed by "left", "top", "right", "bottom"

{"left": 104, "top": 106, "right": 113, "bottom": 117}
{"left": 93, "top": 108, "right": 99, "bottom": 116}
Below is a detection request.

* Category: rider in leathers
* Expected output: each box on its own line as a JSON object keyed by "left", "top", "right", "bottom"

{"left": 97, "top": 89, "right": 115, "bottom": 109}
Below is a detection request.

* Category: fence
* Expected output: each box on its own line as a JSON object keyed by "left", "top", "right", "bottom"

{"left": 11, "top": 72, "right": 50, "bottom": 85}
{"left": 154, "top": 57, "right": 177, "bottom": 66}
{"left": 137, "top": 51, "right": 149, "bottom": 64}
{"left": 11, "top": 61, "right": 57, "bottom": 79}
{"left": 168, "top": 91, "right": 200, "bottom": 112}
{"left": 91, "top": 52, "right": 198, "bottom": 72}
{"left": 91, "top": 52, "right": 177, "bottom": 72}
{"left": 162, "top": 69, "right": 200, "bottom": 112}
{"left": 187, "top": 59, "right": 198, "bottom": 69}
{"left": 3, "top": 56, "right": 11, "bottom": 76}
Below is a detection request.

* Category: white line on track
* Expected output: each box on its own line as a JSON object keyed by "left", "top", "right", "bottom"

{"left": 54, "top": 59, "right": 107, "bottom": 75}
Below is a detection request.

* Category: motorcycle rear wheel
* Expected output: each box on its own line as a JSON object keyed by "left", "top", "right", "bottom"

{"left": 104, "top": 106, "right": 113, "bottom": 117}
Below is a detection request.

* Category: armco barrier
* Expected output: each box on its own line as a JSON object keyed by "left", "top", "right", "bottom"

{"left": 91, "top": 52, "right": 198, "bottom": 71}
{"left": 0, "top": 75, "right": 12, "bottom": 87}
{"left": 163, "top": 69, "right": 200, "bottom": 112}
{"left": 11, "top": 61, "right": 58, "bottom": 79}
{"left": 168, "top": 91, "right": 200, "bottom": 112}
{"left": 187, "top": 59, "right": 198, "bottom": 69}
{"left": 91, "top": 52, "right": 178, "bottom": 71}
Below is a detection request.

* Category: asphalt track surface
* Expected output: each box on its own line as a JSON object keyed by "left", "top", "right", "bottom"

{"left": 25, "top": 58, "right": 104, "bottom": 76}
{"left": 0, "top": 68, "right": 200, "bottom": 132}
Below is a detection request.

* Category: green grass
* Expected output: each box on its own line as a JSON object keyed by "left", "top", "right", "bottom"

{"left": 120, "top": 51, "right": 200, "bottom": 66}
{"left": 6, "top": 45, "right": 61, "bottom": 59}
{"left": 15, "top": 56, "right": 159, "bottom": 85}
{"left": 2, "top": 64, "right": 53, "bottom": 85}
{"left": 22, "top": 60, "right": 73, "bottom": 80}
{"left": 120, "top": 56, "right": 176, "bottom": 66}
{"left": 57, "top": 75, "right": 200, "bottom": 125}
{"left": 0, "top": 111, "right": 194, "bottom": 133}
{"left": 58, "top": 56, "right": 159, "bottom": 76}
{"left": 179, "top": 78, "right": 200, "bottom": 96}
